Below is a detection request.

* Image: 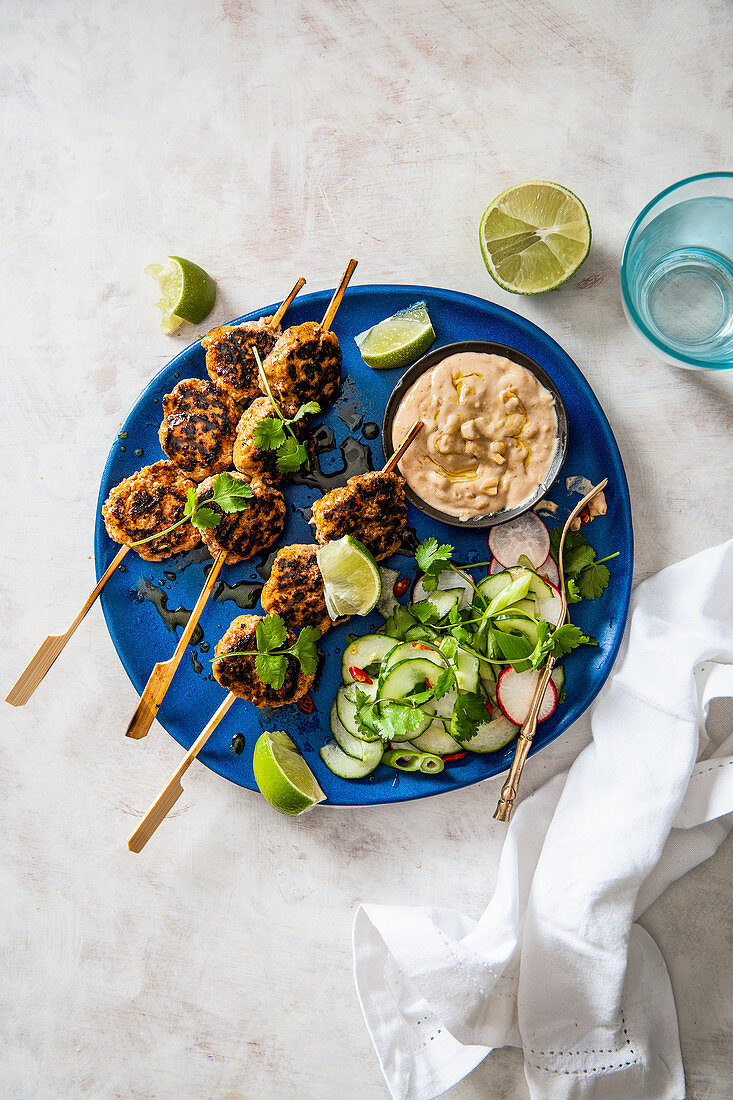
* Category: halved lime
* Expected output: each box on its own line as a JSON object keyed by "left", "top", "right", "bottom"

{"left": 252, "top": 730, "right": 326, "bottom": 816}
{"left": 317, "top": 535, "right": 381, "bottom": 618}
{"left": 479, "top": 182, "right": 591, "bottom": 294}
{"left": 145, "top": 255, "right": 217, "bottom": 334}
{"left": 355, "top": 301, "right": 435, "bottom": 369}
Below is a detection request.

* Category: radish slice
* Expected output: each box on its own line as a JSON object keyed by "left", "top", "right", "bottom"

{"left": 413, "top": 570, "right": 473, "bottom": 609}
{"left": 538, "top": 555, "right": 560, "bottom": 588}
{"left": 488, "top": 513, "right": 551, "bottom": 569}
{"left": 496, "top": 667, "right": 557, "bottom": 725}
{"left": 538, "top": 582, "right": 563, "bottom": 626}
{"left": 489, "top": 557, "right": 504, "bottom": 575}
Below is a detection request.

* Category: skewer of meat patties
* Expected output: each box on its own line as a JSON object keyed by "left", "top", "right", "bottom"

{"left": 125, "top": 424, "right": 424, "bottom": 851}
{"left": 124, "top": 470, "right": 286, "bottom": 741}
{"left": 261, "top": 421, "right": 423, "bottom": 635}
{"left": 158, "top": 277, "right": 307, "bottom": 480}
{"left": 6, "top": 460, "right": 205, "bottom": 707}
{"left": 128, "top": 613, "right": 321, "bottom": 852}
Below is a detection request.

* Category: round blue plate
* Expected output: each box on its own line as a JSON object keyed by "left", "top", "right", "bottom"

{"left": 95, "top": 284, "right": 633, "bottom": 807}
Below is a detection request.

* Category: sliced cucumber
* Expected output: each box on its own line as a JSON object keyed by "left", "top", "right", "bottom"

{"left": 494, "top": 615, "right": 540, "bottom": 646}
{"left": 413, "top": 722, "right": 462, "bottom": 755}
{"left": 330, "top": 702, "right": 371, "bottom": 759}
{"left": 477, "top": 567, "right": 552, "bottom": 605}
{"left": 463, "top": 714, "right": 519, "bottom": 753}
{"left": 476, "top": 571, "right": 513, "bottom": 603}
{"left": 336, "top": 681, "right": 379, "bottom": 739}
{"left": 320, "top": 739, "right": 383, "bottom": 779}
{"left": 413, "top": 571, "right": 473, "bottom": 609}
{"left": 432, "top": 686, "right": 457, "bottom": 718}
{"left": 480, "top": 662, "right": 497, "bottom": 699}
{"left": 454, "top": 646, "right": 479, "bottom": 692}
{"left": 412, "top": 587, "right": 463, "bottom": 619}
{"left": 551, "top": 666, "right": 566, "bottom": 699}
{"left": 342, "top": 635, "right": 397, "bottom": 684}
{"left": 382, "top": 640, "right": 445, "bottom": 677}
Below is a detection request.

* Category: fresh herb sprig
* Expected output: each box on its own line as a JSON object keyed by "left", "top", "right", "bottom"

{"left": 252, "top": 348, "right": 319, "bottom": 474}
{"left": 211, "top": 613, "right": 321, "bottom": 690}
{"left": 548, "top": 527, "right": 618, "bottom": 602}
{"left": 130, "top": 471, "right": 253, "bottom": 547}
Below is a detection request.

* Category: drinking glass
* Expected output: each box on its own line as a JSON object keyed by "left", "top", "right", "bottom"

{"left": 620, "top": 172, "right": 733, "bottom": 370}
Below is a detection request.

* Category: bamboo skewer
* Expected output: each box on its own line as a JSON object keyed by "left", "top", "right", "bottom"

{"left": 6, "top": 544, "right": 130, "bottom": 707}
{"left": 128, "top": 692, "right": 237, "bottom": 853}
{"left": 271, "top": 276, "right": 306, "bottom": 326}
{"left": 321, "top": 259, "right": 358, "bottom": 331}
{"left": 493, "top": 478, "right": 609, "bottom": 823}
{"left": 383, "top": 420, "right": 423, "bottom": 475}
{"left": 125, "top": 550, "right": 228, "bottom": 740}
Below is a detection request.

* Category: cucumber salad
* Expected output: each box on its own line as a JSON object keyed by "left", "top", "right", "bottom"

{"left": 320, "top": 511, "right": 616, "bottom": 781}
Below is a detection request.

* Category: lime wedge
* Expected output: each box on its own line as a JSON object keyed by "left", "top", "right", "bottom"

{"left": 252, "top": 730, "right": 325, "bottom": 816}
{"left": 355, "top": 301, "right": 435, "bottom": 369}
{"left": 316, "top": 535, "right": 381, "bottom": 617}
{"left": 145, "top": 255, "right": 216, "bottom": 334}
{"left": 479, "top": 181, "right": 591, "bottom": 294}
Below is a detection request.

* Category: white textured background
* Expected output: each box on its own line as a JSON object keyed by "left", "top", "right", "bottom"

{"left": 2, "top": 1, "right": 732, "bottom": 1097}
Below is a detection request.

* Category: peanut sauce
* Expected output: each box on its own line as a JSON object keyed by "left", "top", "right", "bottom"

{"left": 391, "top": 352, "right": 559, "bottom": 520}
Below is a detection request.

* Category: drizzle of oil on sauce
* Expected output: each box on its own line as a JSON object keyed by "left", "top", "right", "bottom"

{"left": 257, "top": 549, "right": 279, "bottom": 582}
{"left": 190, "top": 651, "right": 203, "bottom": 675}
{"left": 212, "top": 578, "right": 263, "bottom": 609}
{"left": 335, "top": 377, "right": 365, "bottom": 430}
{"left": 398, "top": 525, "right": 419, "bottom": 556}
{"left": 135, "top": 578, "right": 203, "bottom": 644}
{"left": 199, "top": 641, "right": 210, "bottom": 653}
{"left": 163, "top": 570, "right": 176, "bottom": 582}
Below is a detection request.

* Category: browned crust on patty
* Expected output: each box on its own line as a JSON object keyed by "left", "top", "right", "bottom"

{"left": 102, "top": 460, "right": 201, "bottom": 562}
{"left": 260, "top": 322, "right": 341, "bottom": 417}
{"left": 261, "top": 544, "right": 343, "bottom": 635}
{"left": 195, "top": 472, "right": 286, "bottom": 564}
{"left": 159, "top": 377, "right": 241, "bottom": 480}
{"left": 202, "top": 317, "right": 280, "bottom": 405}
{"left": 311, "top": 471, "right": 407, "bottom": 561}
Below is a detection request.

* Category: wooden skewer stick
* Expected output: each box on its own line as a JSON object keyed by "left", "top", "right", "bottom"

{"left": 271, "top": 276, "right": 306, "bottom": 327}
{"left": 321, "top": 259, "right": 358, "bottom": 331}
{"left": 6, "top": 544, "right": 130, "bottom": 707}
{"left": 128, "top": 691, "right": 237, "bottom": 853}
{"left": 383, "top": 419, "right": 424, "bottom": 475}
{"left": 493, "top": 478, "right": 609, "bottom": 823}
{"left": 124, "top": 550, "right": 228, "bottom": 740}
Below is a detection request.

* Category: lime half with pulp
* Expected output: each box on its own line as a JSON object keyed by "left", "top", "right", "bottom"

{"left": 355, "top": 301, "right": 435, "bottom": 368}
{"left": 252, "top": 730, "right": 325, "bottom": 816}
{"left": 479, "top": 181, "right": 591, "bottom": 294}
{"left": 145, "top": 255, "right": 217, "bottom": 333}
{"left": 317, "top": 535, "right": 381, "bottom": 618}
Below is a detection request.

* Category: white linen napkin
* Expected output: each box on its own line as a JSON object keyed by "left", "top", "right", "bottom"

{"left": 353, "top": 539, "right": 733, "bottom": 1100}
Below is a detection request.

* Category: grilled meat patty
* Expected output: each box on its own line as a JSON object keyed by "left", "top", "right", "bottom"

{"left": 202, "top": 317, "right": 281, "bottom": 405}
{"left": 213, "top": 614, "right": 313, "bottom": 708}
{"left": 159, "top": 377, "right": 241, "bottom": 480}
{"left": 195, "top": 471, "right": 285, "bottom": 563}
{"left": 260, "top": 321, "right": 341, "bottom": 417}
{"left": 102, "top": 460, "right": 201, "bottom": 562}
{"left": 261, "top": 544, "right": 342, "bottom": 635}
{"left": 233, "top": 396, "right": 311, "bottom": 483}
{"left": 311, "top": 471, "right": 407, "bottom": 562}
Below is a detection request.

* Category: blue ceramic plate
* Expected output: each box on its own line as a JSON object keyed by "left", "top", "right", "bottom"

{"left": 95, "top": 285, "right": 633, "bottom": 807}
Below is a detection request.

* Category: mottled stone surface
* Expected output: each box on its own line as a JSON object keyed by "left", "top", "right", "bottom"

{"left": 2, "top": 1, "right": 732, "bottom": 1097}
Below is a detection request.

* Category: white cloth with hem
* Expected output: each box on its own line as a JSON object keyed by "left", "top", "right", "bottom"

{"left": 353, "top": 539, "right": 733, "bottom": 1100}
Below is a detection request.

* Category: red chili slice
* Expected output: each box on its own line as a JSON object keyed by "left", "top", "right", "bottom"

{"left": 443, "top": 752, "right": 467, "bottom": 762}
{"left": 411, "top": 642, "right": 434, "bottom": 650}
{"left": 393, "top": 577, "right": 410, "bottom": 597}
{"left": 297, "top": 693, "right": 315, "bottom": 715}
{"left": 484, "top": 699, "right": 494, "bottom": 715}
{"left": 349, "top": 666, "right": 373, "bottom": 685}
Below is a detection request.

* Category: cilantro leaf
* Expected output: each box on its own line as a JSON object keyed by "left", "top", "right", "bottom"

{"left": 255, "top": 653, "right": 287, "bottom": 690}
{"left": 412, "top": 601, "right": 440, "bottom": 625}
{"left": 378, "top": 703, "right": 426, "bottom": 743}
{"left": 551, "top": 623, "right": 596, "bottom": 657}
{"left": 450, "top": 692, "right": 488, "bottom": 743}
{"left": 415, "top": 538, "right": 453, "bottom": 575}
{"left": 421, "top": 573, "right": 438, "bottom": 592}
{"left": 256, "top": 614, "right": 288, "bottom": 653}
{"left": 433, "top": 666, "right": 456, "bottom": 699}
{"left": 208, "top": 471, "right": 254, "bottom": 513}
{"left": 566, "top": 577, "right": 581, "bottom": 604}
{"left": 191, "top": 506, "right": 221, "bottom": 530}
{"left": 291, "top": 401, "right": 321, "bottom": 421}
{"left": 381, "top": 605, "right": 416, "bottom": 639}
{"left": 575, "top": 561, "right": 611, "bottom": 600}
{"left": 291, "top": 625, "right": 321, "bottom": 676}
{"left": 563, "top": 542, "right": 596, "bottom": 577}
{"left": 275, "top": 439, "right": 308, "bottom": 473}
{"left": 439, "top": 636, "right": 458, "bottom": 661}
{"left": 184, "top": 487, "right": 198, "bottom": 518}
{"left": 253, "top": 417, "right": 287, "bottom": 451}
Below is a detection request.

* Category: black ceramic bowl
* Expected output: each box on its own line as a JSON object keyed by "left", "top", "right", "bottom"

{"left": 381, "top": 340, "right": 569, "bottom": 530}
